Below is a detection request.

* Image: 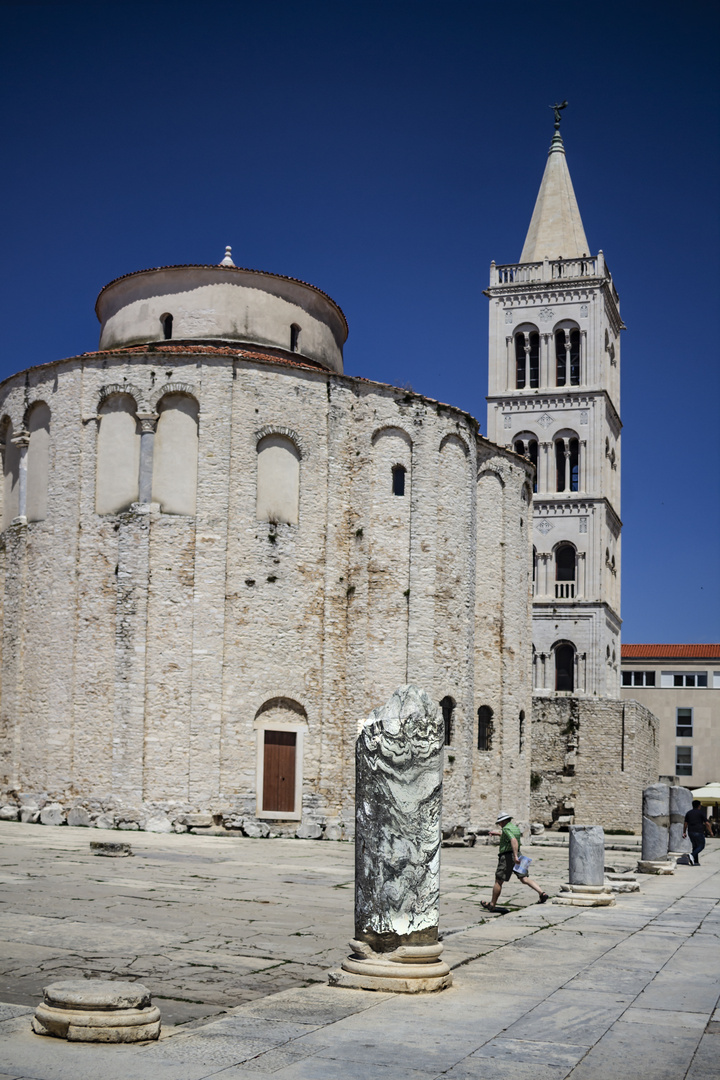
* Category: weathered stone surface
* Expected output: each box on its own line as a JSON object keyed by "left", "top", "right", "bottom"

{"left": 296, "top": 822, "right": 323, "bottom": 840}
{"left": 0, "top": 804, "right": 19, "bottom": 820}
{"left": 94, "top": 813, "right": 115, "bottom": 829}
{"left": 66, "top": 807, "right": 91, "bottom": 828}
{"left": 182, "top": 813, "right": 213, "bottom": 828}
{"left": 354, "top": 685, "right": 443, "bottom": 949}
{"left": 568, "top": 825, "right": 605, "bottom": 886}
{"left": 117, "top": 820, "right": 139, "bottom": 830}
{"left": 39, "top": 803, "right": 66, "bottom": 827}
{"left": 641, "top": 816, "right": 668, "bottom": 861}
{"left": 243, "top": 819, "right": 270, "bottom": 838}
{"left": 531, "top": 822, "right": 545, "bottom": 835}
{"left": 668, "top": 786, "right": 692, "bottom": 853}
{"left": 33, "top": 979, "right": 160, "bottom": 1042}
{"left": 324, "top": 824, "right": 344, "bottom": 841}
{"left": 90, "top": 841, "right": 132, "bottom": 857}
{"left": 144, "top": 815, "right": 173, "bottom": 833}
{"left": 20, "top": 806, "right": 40, "bottom": 823}
{"left": 643, "top": 783, "right": 670, "bottom": 821}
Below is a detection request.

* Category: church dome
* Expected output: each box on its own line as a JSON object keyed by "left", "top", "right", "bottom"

{"left": 95, "top": 252, "right": 348, "bottom": 373}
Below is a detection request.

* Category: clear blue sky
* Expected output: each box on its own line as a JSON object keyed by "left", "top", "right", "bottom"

{"left": 1, "top": 1, "right": 718, "bottom": 643}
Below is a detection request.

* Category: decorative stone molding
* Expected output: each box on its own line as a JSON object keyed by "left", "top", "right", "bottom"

{"left": 536, "top": 519, "right": 555, "bottom": 534}
{"left": 98, "top": 383, "right": 147, "bottom": 411}
{"left": 538, "top": 307, "right": 554, "bottom": 321}
{"left": 538, "top": 414, "right": 554, "bottom": 429}
{"left": 503, "top": 415, "right": 512, "bottom": 428}
{"left": 580, "top": 305, "right": 588, "bottom": 317}
{"left": 254, "top": 425, "right": 304, "bottom": 456}
{"left": 505, "top": 310, "right": 513, "bottom": 323}
{"left": 579, "top": 410, "right": 589, "bottom": 425}
{"left": 579, "top": 517, "right": 588, "bottom": 533}
{"left": 149, "top": 382, "right": 198, "bottom": 411}
{"left": 439, "top": 432, "right": 470, "bottom": 456}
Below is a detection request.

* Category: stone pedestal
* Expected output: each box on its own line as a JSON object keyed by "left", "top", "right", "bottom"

{"left": 637, "top": 858, "right": 676, "bottom": 875}
{"left": 329, "top": 686, "right": 451, "bottom": 993}
{"left": 605, "top": 871, "right": 640, "bottom": 893}
{"left": 569, "top": 825, "right": 605, "bottom": 886}
{"left": 32, "top": 980, "right": 160, "bottom": 1042}
{"left": 553, "top": 883, "right": 616, "bottom": 906}
{"left": 641, "top": 783, "right": 669, "bottom": 861}
{"left": 668, "top": 785, "right": 693, "bottom": 855}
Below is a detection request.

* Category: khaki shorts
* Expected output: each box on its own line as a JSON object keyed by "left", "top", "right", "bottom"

{"left": 495, "top": 851, "right": 516, "bottom": 882}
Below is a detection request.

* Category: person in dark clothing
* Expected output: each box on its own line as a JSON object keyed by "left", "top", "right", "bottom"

{"left": 683, "top": 800, "right": 712, "bottom": 865}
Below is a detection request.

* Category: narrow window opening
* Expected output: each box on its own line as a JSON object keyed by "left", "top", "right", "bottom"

{"left": 529, "top": 332, "right": 540, "bottom": 388}
{"left": 519, "top": 709, "right": 525, "bottom": 753}
{"left": 532, "top": 546, "right": 537, "bottom": 593}
{"left": 477, "top": 705, "right": 494, "bottom": 751}
{"left": 675, "top": 746, "right": 692, "bottom": 776}
{"left": 555, "top": 544, "right": 576, "bottom": 598}
{"left": 555, "top": 330, "right": 566, "bottom": 385}
{"left": 528, "top": 440, "right": 538, "bottom": 492}
{"left": 392, "top": 464, "right": 406, "bottom": 496}
{"left": 676, "top": 708, "right": 693, "bottom": 738}
{"left": 440, "top": 696, "right": 455, "bottom": 746}
{"left": 160, "top": 313, "right": 173, "bottom": 340}
{"left": 515, "top": 335, "right": 526, "bottom": 389}
{"left": 570, "top": 329, "right": 581, "bottom": 384}
{"left": 555, "top": 643, "right": 575, "bottom": 692}
{"left": 555, "top": 438, "right": 566, "bottom": 491}
{"left": 290, "top": 323, "right": 301, "bottom": 353}
{"left": 569, "top": 438, "right": 579, "bottom": 491}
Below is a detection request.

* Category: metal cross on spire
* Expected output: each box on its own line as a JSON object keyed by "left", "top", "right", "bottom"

{"left": 550, "top": 100, "right": 568, "bottom": 129}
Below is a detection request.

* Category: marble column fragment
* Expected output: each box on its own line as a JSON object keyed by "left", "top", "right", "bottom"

{"left": 569, "top": 825, "right": 605, "bottom": 886}
{"left": 329, "top": 685, "right": 451, "bottom": 993}
{"left": 641, "top": 783, "right": 670, "bottom": 862}
{"left": 669, "top": 785, "right": 693, "bottom": 854}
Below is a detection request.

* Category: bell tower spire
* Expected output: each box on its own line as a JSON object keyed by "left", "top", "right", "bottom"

{"left": 520, "top": 103, "right": 589, "bottom": 263}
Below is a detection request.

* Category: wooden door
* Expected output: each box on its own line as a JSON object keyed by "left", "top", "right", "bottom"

{"left": 262, "top": 730, "right": 296, "bottom": 813}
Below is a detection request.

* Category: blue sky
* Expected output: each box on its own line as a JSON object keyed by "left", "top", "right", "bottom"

{"left": 1, "top": 0, "right": 718, "bottom": 642}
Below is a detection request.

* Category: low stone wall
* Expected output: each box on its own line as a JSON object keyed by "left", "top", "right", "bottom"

{"left": 530, "top": 697, "right": 659, "bottom": 832}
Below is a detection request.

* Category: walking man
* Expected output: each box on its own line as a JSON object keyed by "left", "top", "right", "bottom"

{"left": 683, "top": 800, "right": 712, "bottom": 865}
{"left": 482, "top": 812, "right": 548, "bottom": 911}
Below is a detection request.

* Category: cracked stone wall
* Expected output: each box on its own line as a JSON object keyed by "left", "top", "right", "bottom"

{"left": 0, "top": 348, "right": 534, "bottom": 834}
{"left": 530, "top": 697, "right": 659, "bottom": 832}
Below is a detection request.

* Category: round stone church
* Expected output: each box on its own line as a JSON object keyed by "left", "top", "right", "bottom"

{"left": 0, "top": 250, "right": 533, "bottom": 837}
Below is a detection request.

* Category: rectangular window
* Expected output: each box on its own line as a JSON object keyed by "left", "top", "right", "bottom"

{"left": 662, "top": 671, "right": 708, "bottom": 688}
{"left": 622, "top": 670, "right": 655, "bottom": 687}
{"left": 676, "top": 708, "right": 693, "bottom": 738}
{"left": 676, "top": 746, "right": 692, "bottom": 776}
{"left": 714, "top": 672, "right": 720, "bottom": 689}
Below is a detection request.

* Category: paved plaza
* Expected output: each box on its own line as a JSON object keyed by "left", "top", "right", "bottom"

{"left": 0, "top": 823, "right": 718, "bottom": 1079}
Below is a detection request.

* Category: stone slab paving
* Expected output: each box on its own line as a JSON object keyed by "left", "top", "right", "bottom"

{"left": 0, "top": 824, "right": 717, "bottom": 1078}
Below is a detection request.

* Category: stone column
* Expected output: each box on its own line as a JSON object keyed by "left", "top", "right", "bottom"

{"left": 136, "top": 414, "right": 158, "bottom": 504}
{"left": 554, "top": 825, "right": 615, "bottom": 906}
{"left": 669, "top": 785, "right": 693, "bottom": 855}
{"left": 639, "top": 783, "right": 675, "bottom": 873}
{"left": 11, "top": 430, "right": 30, "bottom": 522}
{"left": 329, "top": 685, "right": 451, "bottom": 993}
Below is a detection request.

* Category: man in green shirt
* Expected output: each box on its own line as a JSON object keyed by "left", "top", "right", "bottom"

{"left": 482, "top": 812, "right": 548, "bottom": 911}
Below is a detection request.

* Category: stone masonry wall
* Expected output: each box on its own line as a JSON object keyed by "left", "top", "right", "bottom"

{"left": 0, "top": 347, "right": 534, "bottom": 838}
{"left": 530, "top": 697, "right": 659, "bottom": 832}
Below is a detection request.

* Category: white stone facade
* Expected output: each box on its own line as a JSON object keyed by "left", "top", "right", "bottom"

{"left": 0, "top": 260, "right": 534, "bottom": 836}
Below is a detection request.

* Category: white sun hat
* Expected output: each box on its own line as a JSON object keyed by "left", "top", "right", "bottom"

{"left": 496, "top": 812, "right": 512, "bottom": 823}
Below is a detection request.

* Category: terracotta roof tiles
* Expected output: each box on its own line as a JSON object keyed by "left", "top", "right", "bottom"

{"left": 622, "top": 644, "right": 720, "bottom": 660}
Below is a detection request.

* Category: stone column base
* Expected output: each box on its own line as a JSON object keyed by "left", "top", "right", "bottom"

{"left": 32, "top": 980, "right": 161, "bottom": 1042}
{"left": 552, "top": 883, "right": 616, "bottom": 907}
{"left": 329, "top": 941, "right": 452, "bottom": 993}
{"left": 605, "top": 872, "right": 640, "bottom": 893}
{"left": 637, "top": 859, "right": 676, "bottom": 875}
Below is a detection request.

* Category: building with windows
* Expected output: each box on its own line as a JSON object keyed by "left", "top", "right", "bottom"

{"left": 621, "top": 645, "right": 720, "bottom": 789}
{"left": 0, "top": 249, "right": 535, "bottom": 836}
{"left": 487, "top": 118, "right": 658, "bottom": 828}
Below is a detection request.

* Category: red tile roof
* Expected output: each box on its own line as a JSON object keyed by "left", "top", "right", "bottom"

{"left": 622, "top": 644, "right": 720, "bottom": 659}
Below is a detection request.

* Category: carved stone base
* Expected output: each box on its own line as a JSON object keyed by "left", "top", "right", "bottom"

{"left": 329, "top": 941, "right": 452, "bottom": 993}
{"left": 605, "top": 872, "right": 640, "bottom": 893}
{"left": 32, "top": 980, "right": 161, "bottom": 1042}
{"left": 552, "top": 883, "right": 616, "bottom": 907}
{"left": 637, "top": 859, "right": 676, "bottom": 875}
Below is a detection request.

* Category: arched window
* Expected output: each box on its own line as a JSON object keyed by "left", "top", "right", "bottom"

{"left": 256, "top": 434, "right": 300, "bottom": 525}
{"left": 392, "top": 464, "right": 406, "bottom": 496}
{"left": 555, "top": 642, "right": 575, "bottom": 692}
{"left": 440, "top": 696, "right": 455, "bottom": 746}
{"left": 555, "top": 544, "right": 576, "bottom": 598}
{"left": 96, "top": 394, "right": 140, "bottom": 514}
{"left": 514, "top": 330, "right": 540, "bottom": 390}
{"left": 569, "top": 438, "right": 579, "bottom": 490}
{"left": 1, "top": 420, "right": 20, "bottom": 529}
{"left": 26, "top": 402, "right": 51, "bottom": 523}
{"left": 290, "top": 323, "right": 301, "bottom": 353}
{"left": 152, "top": 393, "right": 199, "bottom": 515}
{"left": 514, "top": 437, "right": 539, "bottom": 493}
{"left": 160, "top": 313, "right": 173, "bottom": 340}
{"left": 477, "top": 705, "right": 493, "bottom": 751}
{"left": 532, "top": 546, "right": 537, "bottom": 594}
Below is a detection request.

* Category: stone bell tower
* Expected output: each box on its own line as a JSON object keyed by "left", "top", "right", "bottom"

{"left": 486, "top": 110, "right": 623, "bottom": 698}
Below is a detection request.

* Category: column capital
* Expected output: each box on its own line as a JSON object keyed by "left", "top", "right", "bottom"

{"left": 137, "top": 413, "right": 159, "bottom": 434}
{"left": 10, "top": 430, "right": 30, "bottom": 449}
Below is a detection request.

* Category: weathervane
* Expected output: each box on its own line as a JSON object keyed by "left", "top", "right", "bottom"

{"left": 550, "top": 100, "right": 568, "bottom": 130}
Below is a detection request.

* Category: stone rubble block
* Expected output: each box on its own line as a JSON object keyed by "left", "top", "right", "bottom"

{"left": 641, "top": 815, "right": 668, "bottom": 862}
{"left": 568, "top": 825, "right": 605, "bottom": 886}
{"left": 20, "top": 806, "right": 41, "bottom": 824}
{"left": 0, "top": 804, "right": 19, "bottom": 820}
{"left": 242, "top": 819, "right": 271, "bottom": 838}
{"left": 67, "top": 807, "right": 91, "bottom": 828}
{"left": 93, "top": 813, "right": 115, "bottom": 830}
{"left": 117, "top": 821, "right": 139, "bottom": 830}
{"left": 181, "top": 813, "right": 213, "bottom": 828}
{"left": 39, "top": 803, "right": 66, "bottom": 827}
{"left": 144, "top": 815, "right": 173, "bottom": 834}
{"left": 296, "top": 822, "right": 323, "bottom": 840}
{"left": 324, "top": 824, "right": 344, "bottom": 842}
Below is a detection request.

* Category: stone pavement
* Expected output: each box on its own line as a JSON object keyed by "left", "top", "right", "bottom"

{"left": 0, "top": 824, "right": 718, "bottom": 1079}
